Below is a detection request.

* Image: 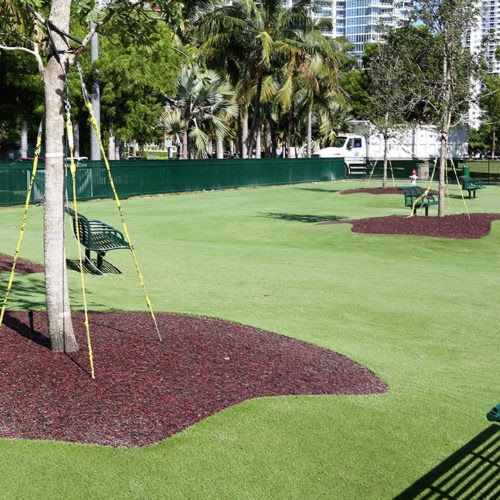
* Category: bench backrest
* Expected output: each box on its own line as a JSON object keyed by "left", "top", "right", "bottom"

{"left": 65, "top": 207, "right": 92, "bottom": 246}
{"left": 459, "top": 175, "right": 483, "bottom": 189}
{"left": 400, "top": 186, "right": 424, "bottom": 206}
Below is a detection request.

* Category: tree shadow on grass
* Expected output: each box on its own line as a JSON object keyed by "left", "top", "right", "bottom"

{"left": 395, "top": 425, "right": 499, "bottom": 499}
{"left": 294, "top": 187, "right": 344, "bottom": 194}
{"left": 262, "top": 212, "right": 348, "bottom": 223}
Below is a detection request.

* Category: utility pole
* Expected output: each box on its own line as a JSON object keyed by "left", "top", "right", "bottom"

{"left": 90, "top": 18, "right": 101, "bottom": 161}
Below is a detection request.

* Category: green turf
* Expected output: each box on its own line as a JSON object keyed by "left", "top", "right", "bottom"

{"left": 0, "top": 180, "right": 498, "bottom": 498}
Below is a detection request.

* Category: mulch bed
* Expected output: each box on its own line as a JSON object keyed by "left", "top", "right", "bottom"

{"left": 341, "top": 187, "right": 403, "bottom": 195}
{"left": 0, "top": 311, "right": 388, "bottom": 447}
{"left": 2, "top": 188, "right": 496, "bottom": 447}
{"left": 340, "top": 187, "right": 439, "bottom": 196}
{"left": 0, "top": 254, "right": 44, "bottom": 274}
{"left": 324, "top": 213, "right": 500, "bottom": 239}
{"left": 335, "top": 187, "right": 500, "bottom": 239}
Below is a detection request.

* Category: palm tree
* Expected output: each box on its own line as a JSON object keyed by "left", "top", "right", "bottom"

{"left": 191, "top": 0, "right": 346, "bottom": 158}
{"left": 159, "top": 65, "right": 238, "bottom": 158}
{"left": 272, "top": 19, "right": 347, "bottom": 157}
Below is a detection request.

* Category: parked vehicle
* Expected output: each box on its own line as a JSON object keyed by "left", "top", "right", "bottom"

{"left": 313, "top": 124, "right": 469, "bottom": 174}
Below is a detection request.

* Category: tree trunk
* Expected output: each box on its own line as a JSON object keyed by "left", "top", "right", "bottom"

{"left": 42, "top": 0, "right": 78, "bottom": 352}
{"left": 216, "top": 136, "right": 224, "bottom": 159}
{"left": 114, "top": 135, "right": 121, "bottom": 160}
{"left": 182, "top": 129, "right": 188, "bottom": 159}
{"left": 382, "top": 115, "right": 389, "bottom": 189}
{"left": 264, "top": 120, "right": 272, "bottom": 158}
{"left": 241, "top": 111, "right": 249, "bottom": 159}
{"left": 255, "top": 126, "right": 261, "bottom": 158}
{"left": 492, "top": 125, "right": 497, "bottom": 159}
{"left": 438, "top": 131, "right": 448, "bottom": 217}
{"left": 21, "top": 120, "right": 28, "bottom": 158}
{"left": 286, "top": 116, "right": 292, "bottom": 159}
{"left": 307, "top": 108, "right": 312, "bottom": 158}
{"left": 108, "top": 132, "right": 115, "bottom": 160}
{"left": 383, "top": 132, "right": 389, "bottom": 189}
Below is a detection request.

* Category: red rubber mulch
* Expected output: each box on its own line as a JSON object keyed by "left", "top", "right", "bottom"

{"left": 340, "top": 187, "right": 438, "bottom": 196}
{"left": 333, "top": 188, "right": 500, "bottom": 239}
{"left": 341, "top": 187, "right": 403, "bottom": 195}
{"left": 0, "top": 311, "right": 388, "bottom": 447}
{"left": 324, "top": 213, "right": 500, "bottom": 239}
{"left": 0, "top": 254, "right": 44, "bottom": 274}
{"left": 351, "top": 214, "right": 500, "bottom": 239}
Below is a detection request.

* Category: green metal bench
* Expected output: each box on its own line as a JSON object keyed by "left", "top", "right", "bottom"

{"left": 400, "top": 186, "right": 439, "bottom": 216}
{"left": 459, "top": 175, "right": 485, "bottom": 199}
{"left": 65, "top": 207, "right": 130, "bottom": 272}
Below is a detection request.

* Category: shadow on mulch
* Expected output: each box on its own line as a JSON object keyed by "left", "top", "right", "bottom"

{"left": 0, "top": 311, "right": 388, "bottom": 448}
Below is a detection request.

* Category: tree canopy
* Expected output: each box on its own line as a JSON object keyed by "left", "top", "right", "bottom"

{"left": 96, "top": 23, "right": 181, "bottom": 152}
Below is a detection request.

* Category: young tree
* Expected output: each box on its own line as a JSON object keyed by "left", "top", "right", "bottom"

{"left": 363, "top": 40, "right": 413, "bottom": 188}
{"left": 408, "top": 0, "right": 482, "bottom": 216}
{"left": 0, "top": 0, "right": 182, "bottom": 351}
{"left": 479, "top": 75, "right": 500, "bottom": 158}
{"left": 362, "top": 26, "right": 438, "bottom": 188}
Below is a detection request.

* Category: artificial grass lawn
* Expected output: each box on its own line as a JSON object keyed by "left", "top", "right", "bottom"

{"left": 0, "top": 179, "right": 498, "bottom": 498}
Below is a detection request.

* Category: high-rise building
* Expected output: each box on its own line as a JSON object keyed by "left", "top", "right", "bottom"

{"left": 283, "top": 1, "right": 410, "bottom": 61}
{"left": 465, "top": 1, "right": 499, "bottom": 128}
{"left": 341, "top": 0, "right": 410, "bottom": 61}
{"left": 467, "top": 0, "right": 500, "bottom": 76}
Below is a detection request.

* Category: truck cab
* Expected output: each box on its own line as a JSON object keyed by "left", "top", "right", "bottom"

{"left": 313, "top": 135, "right": 367, "bottom": 165}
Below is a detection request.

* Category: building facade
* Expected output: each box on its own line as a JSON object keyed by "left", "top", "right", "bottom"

{"left": 467, "top": 0, "right": 500, "bottom": 76}
{"left": 341, "top": 0, "right": 410, "bottom": 60}
{"left": 284, "top": 1, "right": 410, "bottom": 61}
{"left": 466, "top": 1, "right": 499, "bottom": 128}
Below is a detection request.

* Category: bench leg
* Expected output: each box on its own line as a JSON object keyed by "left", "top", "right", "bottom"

{"left": 97, "top": 252, "right": 105, "bottom": 272}
{"left": 85, "top": 249, "right": 91, "bottom": 261}
{"left": 424, "top": 206, "right": 429, "bottom": 216}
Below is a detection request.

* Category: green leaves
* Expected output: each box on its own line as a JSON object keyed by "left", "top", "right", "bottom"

{"left": 160, "top": 65, "right": 238, "bottom": 158}
{"left": 94, "top": 21, "right": 182, "bottom": 145}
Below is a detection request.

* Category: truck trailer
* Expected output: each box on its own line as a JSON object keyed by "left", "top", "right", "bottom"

{"left": 313, "top": 125, "right": 468, "bottom": 174}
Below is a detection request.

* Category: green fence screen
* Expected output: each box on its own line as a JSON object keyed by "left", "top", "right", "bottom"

{"left": 0, "top": 157, "right": 346, "bottom": 206}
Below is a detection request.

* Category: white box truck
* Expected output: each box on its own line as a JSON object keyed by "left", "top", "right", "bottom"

{"left": 313, "top": 124, "right": 468, "bottom": 174}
